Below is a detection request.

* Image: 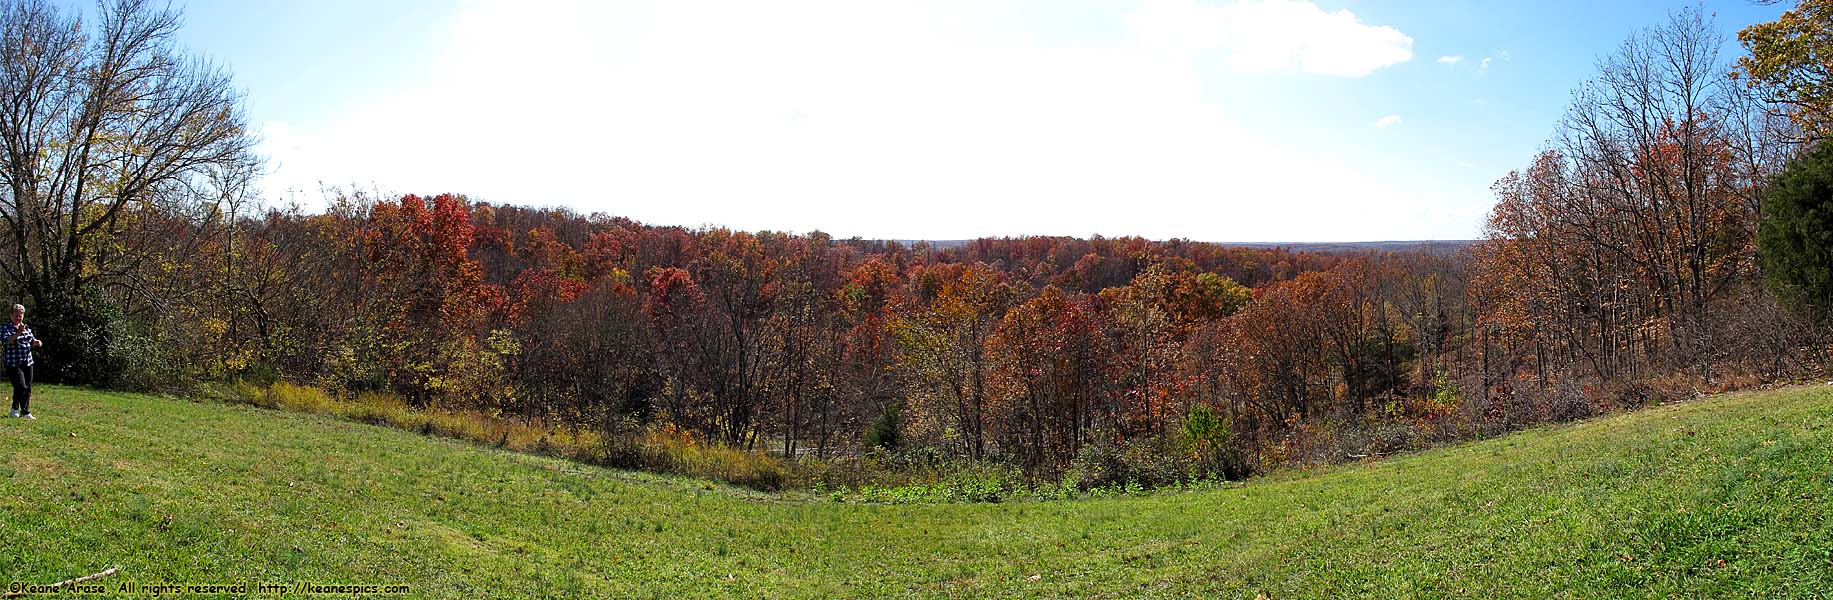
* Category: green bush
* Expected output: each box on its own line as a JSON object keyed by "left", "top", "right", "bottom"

{"left": 865, "top": 403, "right": 903, "bottom": 450}
{"left": 1179, "top": 404, "right": 1247, "bottom": 479}
{"left": 29, "top": 289, "right": 175, "bottom": 389}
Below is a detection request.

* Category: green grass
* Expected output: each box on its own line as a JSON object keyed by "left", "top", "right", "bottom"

{"left": 3, "top": 384, "right": 1832, "bottom": 598}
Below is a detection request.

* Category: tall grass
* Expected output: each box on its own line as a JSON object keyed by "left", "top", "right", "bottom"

{"left": 223, "top": 380, "right": 788, "bottom": 491}
{"left": 600, "top": 423, "right": 787, "bottom": 491}
{"left": 217, "top": 381, "right": 1144, "bottom": 499}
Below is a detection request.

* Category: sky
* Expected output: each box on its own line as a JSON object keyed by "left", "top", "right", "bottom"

{"left": 132, "top": 0, "right": 1790, "bottom": 242}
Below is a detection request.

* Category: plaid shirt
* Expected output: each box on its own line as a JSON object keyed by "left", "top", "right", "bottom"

{"left": 1, "top": 322, "right": 34, "bottom": 366}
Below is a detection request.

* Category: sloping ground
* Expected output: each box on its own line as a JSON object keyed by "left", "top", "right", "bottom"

{"left": 1, "top": 385, "right": 1830, "bottom": 598}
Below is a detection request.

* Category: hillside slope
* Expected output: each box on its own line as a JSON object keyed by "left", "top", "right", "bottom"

{"left": 2, "top": 385, "right": 1830, "bottom": 598}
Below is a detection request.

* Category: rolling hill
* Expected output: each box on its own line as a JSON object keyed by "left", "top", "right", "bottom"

{"left": 2, "top": 384, "right": 1830, "bottom": 598}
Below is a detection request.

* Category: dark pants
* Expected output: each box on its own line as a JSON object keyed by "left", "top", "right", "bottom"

{"left": 8, "top": 363, "right": 29, "bottom": 415}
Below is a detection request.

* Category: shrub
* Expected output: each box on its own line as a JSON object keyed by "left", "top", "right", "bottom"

{"left": 1179, "top": 404, "right": 1246, "bottom": 479}
{"left": 1069, "top": 436, "right": 1188, "bottom": 490}
{"left": 865, "top": 403, "right": 903, "bottom": 450}
{"left": 1364, "top": 418, "right": 1418, "bottom": 456}
{"left": 1416, "top": 369, "right": 1461, "bottom": 421}
{"left": 236, "top": 362, "right": 284, "bottom": 387}
{"left": 1548, "top": 381, "right": 1597, "bottom": 423}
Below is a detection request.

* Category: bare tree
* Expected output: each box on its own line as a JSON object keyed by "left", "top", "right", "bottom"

{"left": 1481, "top": 7, "right": 1792, "bottom": 382}
{"left": 0, "top": 0, "right": 257, "bottom": 379}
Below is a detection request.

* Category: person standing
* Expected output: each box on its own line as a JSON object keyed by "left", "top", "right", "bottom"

{"left": 3, "top": 304, "right": 41, "bottom": 419}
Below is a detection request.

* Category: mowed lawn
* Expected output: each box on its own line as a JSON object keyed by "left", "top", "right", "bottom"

{"left": 2, "top": 385, "right": 1832, "bottom": 598}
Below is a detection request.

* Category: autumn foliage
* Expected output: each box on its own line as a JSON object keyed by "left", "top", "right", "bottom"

{"left": 0, "top": 4, "right": 1825, "bottom": 493}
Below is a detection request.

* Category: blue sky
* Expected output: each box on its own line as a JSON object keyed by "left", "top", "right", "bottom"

{"left": 140, "top": 0, "right": 1787, "bottom": 242}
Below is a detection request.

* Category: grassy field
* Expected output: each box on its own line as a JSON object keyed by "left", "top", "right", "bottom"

{"left": 2, "top": 385, "right": 1831, "bottom": 598}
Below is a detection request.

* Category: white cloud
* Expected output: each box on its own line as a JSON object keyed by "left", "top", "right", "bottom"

{"left": 256, "top": 0, "right": 1461, "bottom": 242}
{"left": 1477, "top": 50, "right": 1510, "bottom": 72}
{"left": 1373, "top": 114, "right": 1402, "bottom": 128}
{"left": 1436, "top": 55, "right": 1463, "bottom": 64}
{"left": 1125, "top": 0, "right": 1413, "bottom": 77}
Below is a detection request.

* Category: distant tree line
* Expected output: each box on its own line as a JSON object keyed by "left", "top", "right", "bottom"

{"left": 184, "top": 195, "right": 1410, "bottom": 479}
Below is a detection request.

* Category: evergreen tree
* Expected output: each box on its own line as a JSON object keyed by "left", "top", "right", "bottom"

{"left": 1760, "top": 141, "right": 1833, "bottom": 320}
